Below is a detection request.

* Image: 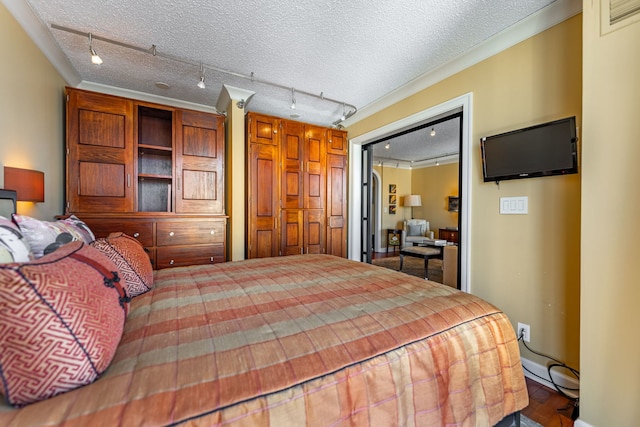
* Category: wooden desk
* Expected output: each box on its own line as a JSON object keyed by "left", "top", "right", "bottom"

{"left": 439, "top": 228, "right": 459, "bottom": 244}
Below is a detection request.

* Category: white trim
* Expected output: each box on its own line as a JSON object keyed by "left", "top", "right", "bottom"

{"left": 2, "top": 0, "right": 81, "bottom": 86}
{"left": 342, "top": 0, "right": 582, "bottom": 127}
{"left": 574, "top": 420, "right": 594, "bottom": 427}
{"left": 521, "top": 356, "right": 580, "bottom": 400}
{"left": 348, "top": 93, "right": 473, "bottom": 294}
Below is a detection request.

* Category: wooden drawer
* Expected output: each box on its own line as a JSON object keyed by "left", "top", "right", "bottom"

{"left": 156, "top": 220, "right": 225, "bottom": 246}
{"left": 156, "top": 244, "right": 225, "bottom": 269}
{"left": 82, "top": 218, "right": 154, "bottom": 247}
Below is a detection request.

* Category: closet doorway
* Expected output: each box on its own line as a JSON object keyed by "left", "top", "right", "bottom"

{"left": 349, "top": 93, "right": 473, "bottom": 293}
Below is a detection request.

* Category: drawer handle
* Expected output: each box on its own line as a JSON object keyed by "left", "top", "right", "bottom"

{"left": 170, "top": 259, "right": 174, "bottom": 265}
{"left": 169, "top": 231, "right": 175, "bottom": 237}
{"left": 210, "top": 257, "right": 214, "bottom": 262}
{"left": 210, "top": 230, "right": 215, "bottom": 235}
{"left": 133, "top": 232, "right": 140, "bottom": 238}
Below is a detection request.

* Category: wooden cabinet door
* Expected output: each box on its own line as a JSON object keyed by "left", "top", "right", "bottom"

{"left": 174, "top": 110, "right": 225, "bottom": 214}
{"left": 281, "top": 120, "right": 304, "bottom": 209}
{"left": 304, "top": 209, "right": 325, "bottom": 254}
{"left": 247, "top": 113, "right": 279, "bottom": 145}
{"left": 304, "top": 125, "right": 326, "bottom": 210}
{"left": 66, "top": 88, "right": 134, "bottom": 213}
{"left": 327, "top": 129, "right": 348, "bottom": 155}
{"left": 248, "top": 143, "right": 280, "bottom": 258}
{"left": 281, "top": 210, "right": 303, "bottom": 256}
{"left": 326, "top": 154, "right": 347, "bottom": 257}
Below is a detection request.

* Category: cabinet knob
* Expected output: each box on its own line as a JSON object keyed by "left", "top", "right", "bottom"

{"left": 210, "top": 230, "right": 215, "bottom": 235}
{"left": 210, "top": 257, "right": 214, "bottom": 262}
{"left": 169, "top": 231, "right": 174, "bottom": 237}
{"left": 133, "top": 232, "right": 140, "bottom": 238}
{"left": 170, "top": 259, "right": 174, "bottom": 265}
{"left": 273, "top": 130, "right": 277, "bottom": 134}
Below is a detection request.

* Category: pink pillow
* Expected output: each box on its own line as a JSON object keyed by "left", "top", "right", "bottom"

{"left": 0, "top": 241, "right": 127, "bottom": 407}
{"left": 12, "top": 214, "right": 95, "bottom": 259}
{"left": 91, "top": 232, "right": 153, "bottom": 297}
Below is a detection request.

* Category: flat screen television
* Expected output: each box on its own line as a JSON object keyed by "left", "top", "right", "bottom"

{"left": 481, "top": 116, "right": 578, "bottom": 183}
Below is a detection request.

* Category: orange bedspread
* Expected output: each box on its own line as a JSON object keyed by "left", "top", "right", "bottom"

{"left": 0, "top": 254, "right": 527, "bottom": 426}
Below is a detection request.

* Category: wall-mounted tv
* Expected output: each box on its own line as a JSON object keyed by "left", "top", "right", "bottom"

{"left": 481, "top": 116, "right": 578, "bottom": 183}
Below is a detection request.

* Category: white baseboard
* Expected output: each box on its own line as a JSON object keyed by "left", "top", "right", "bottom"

{"left": 521, "top": 356, "right": 580, "bottom": 400}
{"left": 573, "top": 420, "right": 594, "bottom": 427}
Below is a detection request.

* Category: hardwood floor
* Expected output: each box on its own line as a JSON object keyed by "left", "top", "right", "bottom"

{"left": 371, "top": 251, "right": 577, "bottom": 427}
{"left": 523, "top": 377, "right": 576, "bottom": 427}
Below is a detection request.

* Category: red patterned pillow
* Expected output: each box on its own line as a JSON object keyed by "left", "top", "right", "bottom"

{"left": 91, "top": 232, "right": 153, "bottom": 297}
{"left": 0, "top": 241, "right": 128, "bottom": 407}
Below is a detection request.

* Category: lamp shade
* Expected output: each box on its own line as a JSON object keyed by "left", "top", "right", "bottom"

{"left": 403, "top": 194, "right": 422, "bottom": 207}
{"left": 4, "top": 167, "right": 44, "bottom": 202}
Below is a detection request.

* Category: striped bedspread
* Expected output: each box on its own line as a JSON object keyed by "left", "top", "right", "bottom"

{"left": 0, "top": 254, "right": 528, "bottom": 426}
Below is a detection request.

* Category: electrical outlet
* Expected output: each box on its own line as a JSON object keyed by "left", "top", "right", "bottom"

{"left": 517, "top": 322, "right": 530, "bottom": 342}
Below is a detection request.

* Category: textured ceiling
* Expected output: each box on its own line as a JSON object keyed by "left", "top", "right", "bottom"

{"left": 9, "top": 0, "right": 578, "bottom": 163}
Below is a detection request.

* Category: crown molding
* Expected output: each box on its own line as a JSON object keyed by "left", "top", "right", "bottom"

{"left": 2, "top": 0, "right": 81, "bottom": 86}
{"left": 343, "top": 0, "right": 583, "bottom": 127}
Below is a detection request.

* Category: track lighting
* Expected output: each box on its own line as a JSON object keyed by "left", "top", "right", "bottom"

{"left": 197, "top": 64, "right": 206, "bottom": 89}
{"left": 54, "top": 24, "right": 358, "bottom": 125}
{"left": 430, "top": 128, "right": 436, "bottom": 137}
{"left": 385, "top": 142, "right": 390, "bottom": 149}
{"left": 88, "top": 33, "right": 102, "bottom": 65}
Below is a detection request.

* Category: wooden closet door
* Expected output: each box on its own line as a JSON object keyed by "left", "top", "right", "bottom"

{"left": 66, "top": 88, "right": 134, "bottom": 213}
{"left": 326, "top": 153, "right": 347, "bottom": 257}
{"left": 174, "top": 110, "right": 225, "bottom": 214}
{"left": 304, "top": 125, "right": 326, "bottom": 210}
{"left": 304, "top": 209, "right": 325, "bottom": 254}
{"left": 281, "top": 210, "right": 303, "bottom": 256}
{"left": 248, "top": 143, "right": 280, "bottom": 258}
{"left": 281, "top": 120, "right": 304, "bottom": 209}
{"left": 248, "top": 113, "right": 279, "bottom": 145}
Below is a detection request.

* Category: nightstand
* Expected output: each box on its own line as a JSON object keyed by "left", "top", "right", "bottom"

{"left": 387, "top": 229, "right": 402, "bottom": 253}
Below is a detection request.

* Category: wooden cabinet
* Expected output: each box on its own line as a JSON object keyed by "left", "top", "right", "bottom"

{"left": 439, "top": 228, "right": 459, "bottom": 244}
{"left": 65, "top": 88, "right": 227, "bottom": 268}
{"left": 80, "top": 215, "right": 226, "bottom": 269}
{"left": 246, "top": 112, "right": 347, "bottom": 258}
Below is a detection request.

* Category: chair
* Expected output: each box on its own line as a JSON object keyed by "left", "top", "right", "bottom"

{"left": 401, "top": 219, "right": 432, "bottom": 248}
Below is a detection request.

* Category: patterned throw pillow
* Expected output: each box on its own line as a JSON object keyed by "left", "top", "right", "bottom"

{"left": 91, "top": 232, "right": 153, "bottom": 297}
{"left": 0, "top": 241, "right": 128, "bottom": 407}
{"left": 0, "top": 217, "right": 32, "bottom": 263}
{"left": 12, "top": 214, "right": 95, "bottom": 259}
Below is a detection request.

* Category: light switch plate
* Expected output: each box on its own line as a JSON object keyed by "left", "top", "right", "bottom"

{"left": 500, "top": 196, "right": 528, "bottom": 214}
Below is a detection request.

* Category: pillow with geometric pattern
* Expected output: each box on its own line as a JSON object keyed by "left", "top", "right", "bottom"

{"left": 0, "top": 241, "right": 127, "bottom": 407}
{"left": 0, "top": 216, "right": 32, "bottom": 263}
{"left": 12, "top": 214, "right": 96, "bottom": 259}
{"left": 91, "top": 232, "right": 153, "bottom": 297}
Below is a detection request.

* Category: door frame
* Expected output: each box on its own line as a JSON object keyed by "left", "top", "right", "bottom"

{"left": 348, "top": 92, "right": 473, "bottom": 293}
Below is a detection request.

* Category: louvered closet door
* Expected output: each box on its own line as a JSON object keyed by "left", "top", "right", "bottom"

{"left": 174, "top": 110, "right": 225, "bottom": 214}
{"left": 66, "top": 88, "right": 134, "bottom": 213}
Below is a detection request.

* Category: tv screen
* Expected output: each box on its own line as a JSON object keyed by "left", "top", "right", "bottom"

{"left": 481, "top": 116, "right": 578, "bottom": 182}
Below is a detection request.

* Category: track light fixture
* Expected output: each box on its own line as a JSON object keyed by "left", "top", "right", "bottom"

{"left": 53, "top": 24, "right": 358, "bottom": 125}
{"left": 385, "top": 142, "right": 390, "bottom": 149}
{"left": 88, "top": 33, "right": 102, "bottom": 65}
{"left": 197, "top": 63, "right": 206, "bottom": 89}
{"left": 430, "top": 127, "right": 436, "bottom": 137}
{"left": 290, "top": 88, "right": 296, "bottom": 110}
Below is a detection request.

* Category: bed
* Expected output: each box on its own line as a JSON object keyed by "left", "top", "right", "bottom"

{"left": 0, "top": 191, "right": 528, "bottom": 426}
